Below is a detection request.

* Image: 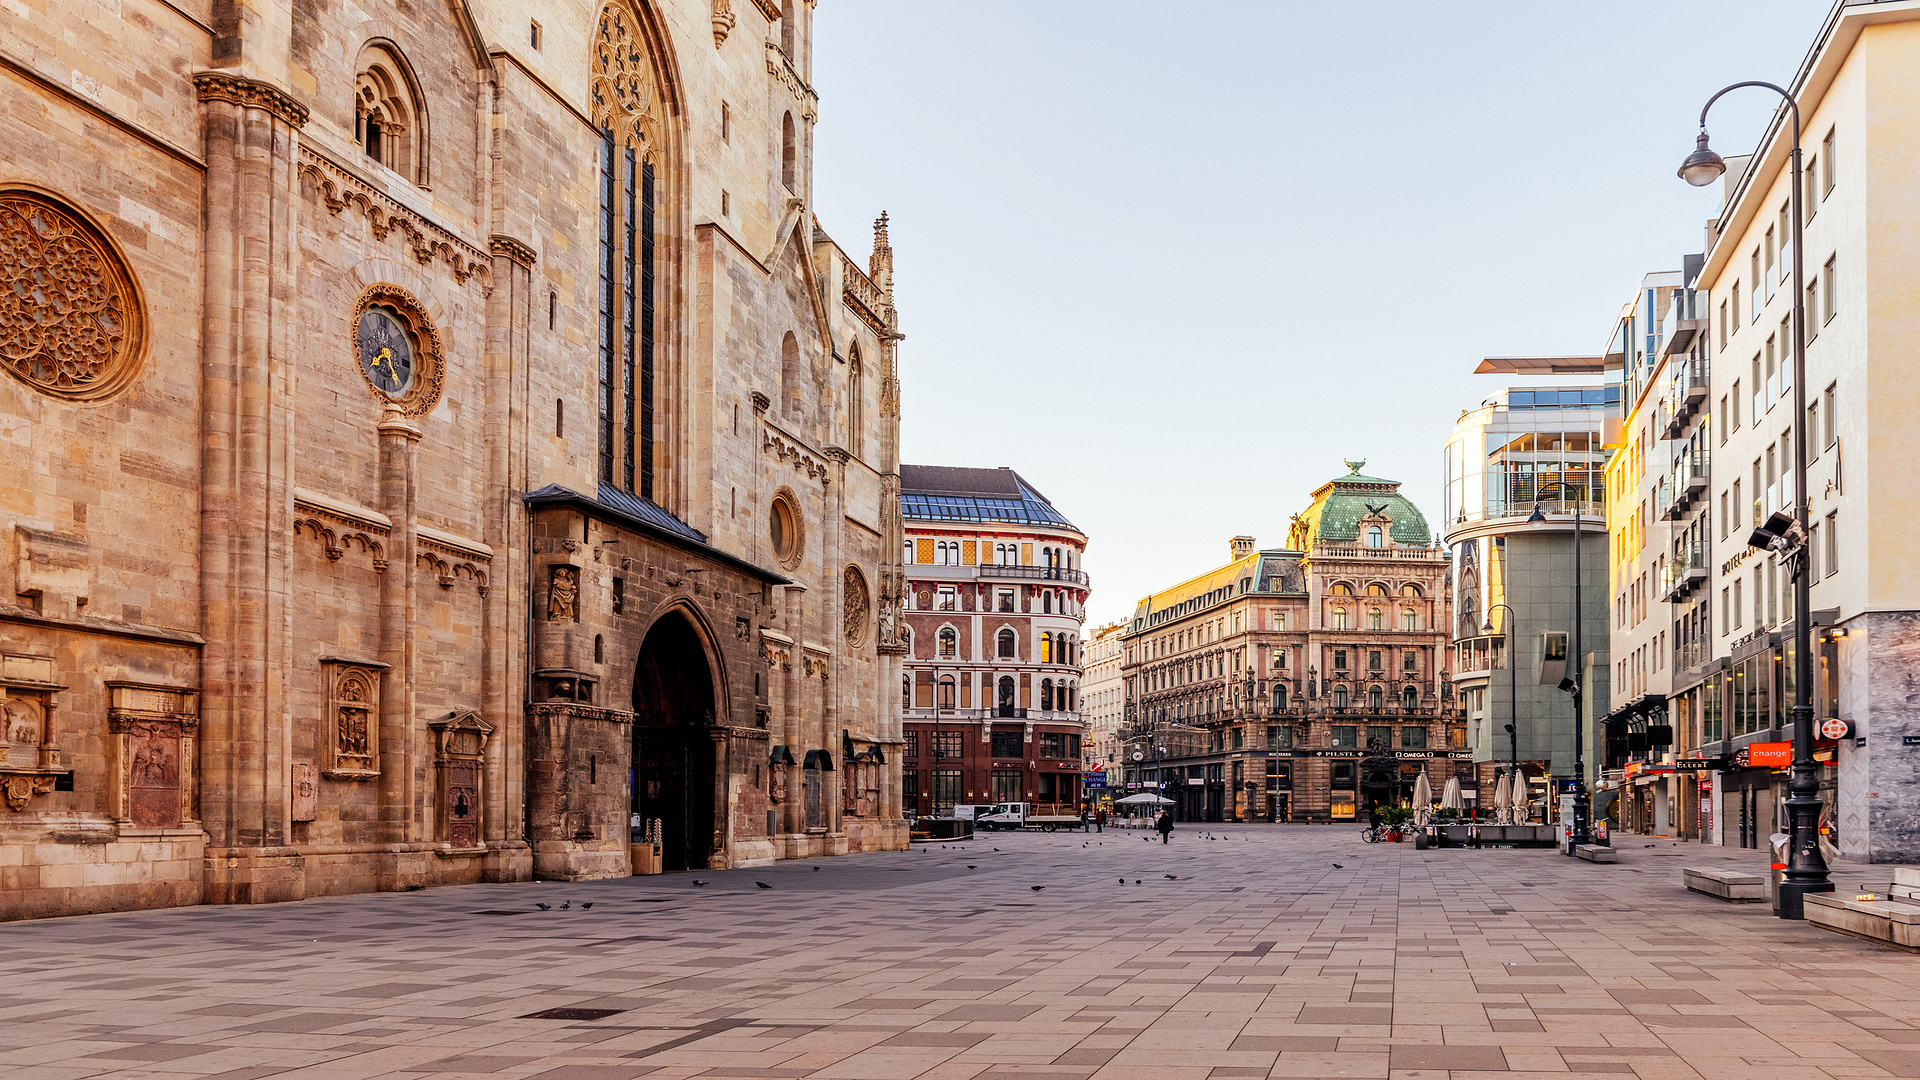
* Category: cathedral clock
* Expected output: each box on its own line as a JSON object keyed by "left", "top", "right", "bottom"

{"left": 355, "top": 306, "right": 415, "bottom": 396}
{"left": 348, "top": 284, "right": 443, "bottom": 415}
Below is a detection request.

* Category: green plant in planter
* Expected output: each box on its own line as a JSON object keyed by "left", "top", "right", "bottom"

{"left": 1433, "top": 807, "right": 1462, "bottom": 823}
{"left": 1376, "top": 805, "right": 1415, "bottom": 828}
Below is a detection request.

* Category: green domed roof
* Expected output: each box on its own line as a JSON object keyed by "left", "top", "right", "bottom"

{"left": 1285, "top": 460, "right": 1432, "bottom": 549}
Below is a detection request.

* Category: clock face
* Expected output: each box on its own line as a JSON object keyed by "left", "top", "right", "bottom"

{"left": 356, "top": 307, "right": 415, "bottom": 397}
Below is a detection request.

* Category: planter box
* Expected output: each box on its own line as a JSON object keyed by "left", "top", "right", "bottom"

{"left": 1805, "top": 893, "right": 1920, "bottom": 953}
{"left": 1683, "top": 866, "right": 1764, "bottom": 903}
{"left": 1573, "top": 844, "right": 1617, "bottom": 863}
{"left": 630, "top": 843, "right": 662, "bottom": 875}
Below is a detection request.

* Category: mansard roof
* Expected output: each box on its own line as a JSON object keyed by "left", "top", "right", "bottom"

{"left": 900, "top": 465, "right": 1080, "bottom": 533}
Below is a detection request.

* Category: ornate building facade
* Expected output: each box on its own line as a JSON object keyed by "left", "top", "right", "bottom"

{"left": 897, "top": 467, "right": 1089, "bottom": 817}
{"left": 0, "top": 0, "right": 907, "bottom": 920}
{"left": 1119, "top": 464, "right": 1463, "bottom": 822}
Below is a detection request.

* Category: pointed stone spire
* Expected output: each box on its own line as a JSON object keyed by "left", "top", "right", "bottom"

{"left": 869, "top": 211, "right": 893, "bottom": 296}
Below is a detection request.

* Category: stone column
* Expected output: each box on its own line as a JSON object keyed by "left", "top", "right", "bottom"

{"left": 484, "top": 237, "right": 534, "bottom": 858}
{"left": 377, "top": 404, "right": 421, "bottom": 844}
{"left": 823, "top": 448, "right": 847, "bottom": 837}
{"left": 783, "top": 584, "right": 807, "bottom": 837}
{"left": 195, "top": 72, "right": 307, "bottom": 899}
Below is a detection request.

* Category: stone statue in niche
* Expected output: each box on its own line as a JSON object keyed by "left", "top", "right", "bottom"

{"left": 548, "top": 566, "right": 578, "bottom": 622}
{"left": 339, "top": 705, "right": 368, "bottom": 756}
{"left": 3, "top": 698, "right": 40, "bottom": 749}
{"left": 769, "top": 760, "right": 788, "bottom": 804}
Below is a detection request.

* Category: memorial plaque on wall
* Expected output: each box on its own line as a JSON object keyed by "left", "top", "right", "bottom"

{"left": 128, "top": 720, "right": 181, "bottom": 828}
{"left": 291, "top": 763, "right": 317, "bottom": 822}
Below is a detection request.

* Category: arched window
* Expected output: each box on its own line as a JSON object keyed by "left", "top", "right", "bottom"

{"left": 1403, "top": 685, "right": 1419, "bottom": 710}
{"left": 1402, "top": 609, "right": 1417, "bottom": 631}
{"left": 1041, "top": 678, "right": 1054, "bottom": 711}
{"left": 997, "top": 628, "right": 1016, "bottom": 659}
{"left": 904, "top": 539, "right": 915, "bottom": 564}
{"left": 1333, "top": 685, "right": 1349, "bottom": 711}
{"left": 847, "top": 352, "right": 862, "bottom": 458}
{"left": 1040, "top": 632, "right": 1053, "bottom": 664}
{"left": 355, "top": 45, "right": 426, "bottom": 184}
{"left": 1271, "top": 685, "right": 1286, "bottom": 712}
{"left": 937, "top": 627, "right": 957, "bottom": 658}
{"left": 1042, "top": 591, "right": 1053, "bottom": 614}
{"left": 781, "top": 111, "right": 797, "bottom": 191}
{"left": 1367, "top": 525, "right": 1384, "bottom": 548}
{"left": 1400, "top": 584, "right": 1422, "bottom": 598}
{"left": 997, "top": 675, "right": 1015, "bottom": 716}
{"left": 781, "top": 331, "right": 801, "bottom": 416}
{"left": 1329, "top": 583, "right": 1353, "bottom": 596}
{"left": 1368, "top": 686, "right": 1384, "bottom": 711}
{"left": 1366, "top": 583, "right": 1389, "bottom": 596}
{"left": 901, "top": 675, "right": 910, "bottom": 707}
{"left": 1368, "top": 608, "right": 1383, "bottom": 630}
{"left": 937, "top": 676, "right": 955, "bottom": 709}
{"left": 1332, "top": 606, "right": 1348, "bottom": 630}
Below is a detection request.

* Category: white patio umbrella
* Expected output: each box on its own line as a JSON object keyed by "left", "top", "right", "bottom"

{"left": 1114, "top": 793, "right": 1173, "bottom": 805}
{"left": 1509, "top": 775, "right": 1530, "bottom": 824}
{"left": 1411, "top": 772, "right": 1433, "bottom": 826}
{"left": 1441, "top": 776, "right": 1463, "bottom": 812}
{"left": 1489, "top": 773, "right": 1509, "bottom": 824}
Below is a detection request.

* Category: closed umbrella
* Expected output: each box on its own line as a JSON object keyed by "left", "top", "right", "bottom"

{"left": 1114, "top": 793, "right": 1173, "bottom": 805}
{"left": 1509, "top": 774, "right": 1529, "bottom": 824}
{"left": 1412, "top": 771, "right": 1433, "bottom": 826}
{"left": 1489, "top": 773, "right": 1509, "bottom": 824}
{"left": 1441, "top": 775, "right": 1463, "bottom": 811}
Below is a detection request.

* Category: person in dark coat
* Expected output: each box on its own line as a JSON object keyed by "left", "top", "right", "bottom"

{"left": 1155, "top": 809, "right": 1174, "bottom": 844}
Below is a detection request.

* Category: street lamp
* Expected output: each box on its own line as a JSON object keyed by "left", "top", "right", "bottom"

{"left": 1527, "top": 481, "right": 1590, "bottom": 850}
{"left": 1482, "top": 602, "right": 1520, "bottom": 823}
{"left": 1679, "top": 81, "right": 1831, "bottom": 918}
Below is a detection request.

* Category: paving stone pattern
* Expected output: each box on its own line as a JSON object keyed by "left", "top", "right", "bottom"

{"left": 2, "top": 826, "right": 1917, "bottom": 1079}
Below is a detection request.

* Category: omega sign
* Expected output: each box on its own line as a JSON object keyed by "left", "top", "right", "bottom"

{"left": 1819, "top": 717, "right": 1852, "bottom": 741}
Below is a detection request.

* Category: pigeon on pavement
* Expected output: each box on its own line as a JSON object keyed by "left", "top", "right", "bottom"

{"left": 534, "top": 903, "right": 551, "bottom": 910}
{"left": 756, "top": 881, "right": 773, "bottom": 889}
{"left": 580, "top": 902, "right": 593, "bottom": 909}
{"left": 1332, "top": 864, "right": 1343, "bottom": 869}
{"left": 1029, "top": 885, "right": 1045, "bottom": 892}
{"left": 968, "top": 865, "right": 978, "bottom": 870}
{"left": 1164, "top": 874, "right": 1177, "bottom": 880}
{"left": 813, "top": 866, "right": 821, "bottom": 871}
{"left": 560, "top": 900, "right": 571, "bottom": 910}
{"left": 692, "top": 880, "right": 708, "bottom": 886}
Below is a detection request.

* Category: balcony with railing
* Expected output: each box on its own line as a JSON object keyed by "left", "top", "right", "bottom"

{"left": 974, "top": 563, "right": 1090, "bottom": 587}
{"left": 1659, "top": 541, "right": 1710, "bottom": 603}
{"left": 1659, "top": 288, "right": 1707, "bottom": 359}
{"left": 1662, "top": 357, "right": 1710, "bottom": 438}
{"left": 1660, "top": 450, "right": 1709, "bottom": 521}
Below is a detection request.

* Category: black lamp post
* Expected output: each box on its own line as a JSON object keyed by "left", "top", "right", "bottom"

{"left": 1679, "top": 81, "right": 1831, "bottom": 918}
{"left": 1483, "top": 601, "right": 1520, "bottom": 823}
{"left": 1528, "top": 481, "right": 1590, "bottom": 850}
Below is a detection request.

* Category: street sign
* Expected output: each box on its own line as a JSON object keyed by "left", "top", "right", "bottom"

{"left": 1670, "top": 759, "right": 1728, "bottom": 772}
{"left": 1084, "top": 775, "right": 1107, "bottom": 789}
{"left": 1819, "top": 717, "right": 1851, "bottom": 741}
{"left": 1748, "top": 742, "right": 1792, "bottom": 768}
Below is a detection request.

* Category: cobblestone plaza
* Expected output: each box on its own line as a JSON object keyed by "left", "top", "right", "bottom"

{"left": 4, "top": 827, "right": 1917, "bottom": 1080}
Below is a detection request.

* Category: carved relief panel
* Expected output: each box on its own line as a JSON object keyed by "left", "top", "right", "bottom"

{"left": 2, "top": 654, "right": 69, "bottom": 813}
{"left": 322, "top": 658, "right": 387, "bottom": 780}
{"left": 429, "top": 710, "right": 492, "bottom": 849}
{"left": 105, "top": 682, "right": 199, "bottom": 829}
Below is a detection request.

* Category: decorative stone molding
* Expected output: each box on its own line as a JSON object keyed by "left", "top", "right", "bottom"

{"left": 293, "top": 516, "right": 388, "bottom": 573}
{"left": 749, "top": 0, "right": 781, "bottom": 19}
{"left": 843, "top": 565, "right": 870, "bottom": 647}
{"left": 823, "top": 444, "right": 850, "bottom": 464}
{"left": 321, "top": 657, "right": 387, "bottom": 780}
{"left": 488, "top": 233, "right": 536, "bottom": 267}
{"left": 1, "top": 188, "right": 150, "bottom": 403}
{"left": 763, "top": 431, "right": 829, "bottom": 480}
{"left": 711, "top": 0, "right": 736, "bottom": 46}
{"left": 192, "top": 71, "right": 309, "bottom": 127}
{"left": 1, "top": 654, "right": 66, "bottom": 807}
{"left": 351, "top": 283, "right": 446, "bottom": 417}
{"left": 428, "top": 710, "right": 492, "bottom": 849}
{"left": 298, "top": 147, "right": 488, "bottom": 283}
{"left": 105, "top": 682, "right": 199, "bottom": 828}
{"left": 592, "top": 4, "right": 663, "bottom": 150}
{"left": 765, "top": 43, "right": 818, "bottom": 121}
{"left": 750, "top": 390, "right": 771, "bottom": 413}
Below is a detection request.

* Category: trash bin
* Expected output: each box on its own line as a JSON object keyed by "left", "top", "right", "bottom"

{"left": 1768, "top": 833, "right": 1789, "bottom": 912}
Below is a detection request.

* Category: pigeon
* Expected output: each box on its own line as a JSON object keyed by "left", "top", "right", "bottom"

{"left": 1332, "top": 864, "right": 1344, "bottom": 869}
{"left": 580, "top": 902, "right": 593, "bottom": 910}
{"left": 534, "top": 903, "right": 551, "bottom": 910}
{"left": 813, "top": 866, "right": 821, "bottom": 871}
{"left": 692, "top": 880, "right": 709, "bottom": 886}
{"left": 1164, "top": 874, "right": 1177, "bottom": 880}
{"left": 560, "top": 900, "right": 571, "bottom": 910}
{"left": 1118, "top": 878, "right": 1126, "bottom": 884}
{"left": 1135, "top": 879, "right": 1142, "bottom": 884}
{"left": 968, "top": 865, "right": 978, "bottom": 870}
{"left": 756, "top": 881, "right": 773, "bottom": 889}
{"left": 404, "top": 884, "right": 425, "bottom": 892}
{"left": 1030, "top": 885, "right": 1045, "bottom": 892}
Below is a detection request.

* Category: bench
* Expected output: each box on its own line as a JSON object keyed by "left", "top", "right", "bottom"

{"left": 1891, "top": 867, "right": 1920, "bottom": 902}
{"left": 1683, "top": 866, "right": 1765, "bottom": 902}
{"left": 1573, "top": 844, "right": 1617, "bottom": 863}
{"left": 1805, "top": 893, "right": 1920, "bottom": 953}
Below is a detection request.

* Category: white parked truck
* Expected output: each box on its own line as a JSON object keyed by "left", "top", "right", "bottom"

{"left": 976, "top": 802, "right": 1081, "bottom": 832}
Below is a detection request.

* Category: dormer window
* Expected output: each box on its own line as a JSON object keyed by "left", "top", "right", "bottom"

{"left": 1367, "top": 525, "right": 1384, "bottom": 548}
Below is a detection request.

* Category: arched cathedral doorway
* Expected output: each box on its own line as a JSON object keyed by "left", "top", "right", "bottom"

{"left": 632, "top": 611, "right": 718, "bottom": 872}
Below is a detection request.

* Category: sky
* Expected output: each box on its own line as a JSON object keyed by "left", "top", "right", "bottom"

{"left": 809, "top": 0, "right": 1829, "bottom": 628}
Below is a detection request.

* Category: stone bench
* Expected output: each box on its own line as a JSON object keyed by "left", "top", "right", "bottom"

{"left": 1805, "top": 893, "right": 1920, "bottom": 952}
{"left": 1573, "top": 844, "right": 1617, "bottom": 863}
{"left": 1683, "top": 866, "right": 1765, "bottom": 902}
{"left": 1891, "top": 867, "right": 1920, "bottom": 902}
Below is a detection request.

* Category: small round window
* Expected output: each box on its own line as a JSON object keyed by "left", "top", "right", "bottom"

{"left": 769, "top": 492, "right": 803, "bottom": 567}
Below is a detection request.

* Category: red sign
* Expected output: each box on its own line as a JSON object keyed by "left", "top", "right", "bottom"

{"left": 1748, "top": 742, "right": 1792, "bottom": 768}
{"left": 1820, "top": 718, "right": 1851, "bottom": 741}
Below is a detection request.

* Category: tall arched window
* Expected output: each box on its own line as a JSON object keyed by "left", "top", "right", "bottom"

{"left": 901, "top": 675, "right": 910, "bottom": 707}
{"left": 1367, "top": 525, "right": 1384, "bottom": 548}
{"left": 847, "top": 351, "right": 862, "bottom": 458}
{"left": 1271, "top": 685, "right": 1286, "bottom": 712}
{"left": 937, "top": 627, "right": 956, "bottom": 658}
{"left": 1403, "top": 685, "right": 1419, "bottom": 710}
{"left": 937, "top": 676, "right": 955, "bottom": 709}
{"left": 1368, "top": 686, "right": 1384, "bottom": 711}
{"left": 1368, "top": 609, "right": 1383, "bottom": 630}
{"left": 1041, "top": 679, "right": 1054, "bottom": 711}
{"left": 1333, "top": 686, "right": 1349, "bottom": 711}
{"left": 1332, "top": 607, "right": 1348, "bottom": 630}
{"left": 590, "top": 5, "right": 664, "bottom": 498}
{"left": 1042, "top": 591, "right": 1053, "bottom": 614}
{"left": 781, "top": 111, "right": 796, "bottom": 191}
{"left": 781, "top": 331, "right": 801, "bottom": 417}
{"left": 355, "top": 44, "right": 426, "bottom": 184}
{"left": 1402, "top": 609, "right": 1417, "bottom": 631}
{"left": 997, "top": 628, "right": 1016, "bottom": 659}
{"left": 997, "top": 675, "right": 1015, "bottom": 716}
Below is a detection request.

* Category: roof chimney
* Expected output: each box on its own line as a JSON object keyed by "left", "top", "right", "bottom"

{"left": 1230, "top": 536, "right": 1256, "bottom": 559}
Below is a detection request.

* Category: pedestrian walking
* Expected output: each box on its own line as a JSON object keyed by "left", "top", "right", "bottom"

{"left": 1079, "top": 807, "right": 1090, "bottom": 833}
{"left": 1094, "top": 808, "right": 1105, "bottom": 833}
{"left": 1155, "top": 809, "right": 1173, "bottom": 844}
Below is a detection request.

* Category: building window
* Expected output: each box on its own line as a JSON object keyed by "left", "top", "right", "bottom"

{"left": 1401, "top": 725, "right": 1426, "bottom": 749}
{"left": 902, "top": 731, "right": 918, "bottom": 759}
{"left": 1332, "top": 686, "right": 1350, "bottom": 711}
{"left": 1267, "top": 725, "right": 1292, "bottom": 750}
{"left": 1822, "top": 127, "right": 1835, "bottom": 195}
{"left": 1368, "top": 650, "right": 1383, "bottom": 670}
{"left": 1333, "top": 649, "right": 1348, "bottom": 670}
{"left": 990, "top": 730, "right": 1021, "bottom": 758}
{"left": 1403, "top": 651, "right": 1417, "bottom": 671}
{"left": 1368, "top": 609, "right": 1383, "bottom": 630}
{"left": 1402, "top": 686, "right": 1418, "bottom": 710}
{"left": 937, "top": 676, "right": 955, "bottom": 709}
{"left": 937, "top": 627, "right": 957, "bottom": 658}
{"left": 936, "top": 586, "right": 956, "bottom": 611}
{"left": 355, "top": 48, "right": 424, "bottom": 183}
{"left": 933, "top": 731, "right": 962, "bottom": 760}
{"left": 998, "top": 589, "right": 1015, "bottom": 613}
{"left": 1332, "top": 607, "right": 1348, "bottom": 630}
{"left": 1824, "top": 256, "right": 1837, "bottom": 323}
{"left": 990, "top": 770, "right": 1022, "bottom": 803}
{"left": 1402, "top": 609, "right": 1417, "bottom": 631}
{"left": 1367, "top": 525, "right": 1384, "bottom": 548}
{"left": 1367, "top": 686, "right": 1384, "bottom": 711}
{"left": 1824, "top": 383, "right": 1837, "bottom": 447}
{"left": 529, "top": 19, "right": 542, "bottom": 48}
{"left": 1826, "top": 511, "right": 1839, "bottom": 576}
{"left": 1040, "top": 679, "right": 1054, "bottom": 711}
{"left": 932, "top": 770, "right": 961, "bottom": 814}
{"left": 1039, "top": 732, "right": 1066, "bottom": 757}
{"left": 1273, "top": 649, "right": 1288, "bottom": 669}
{"left": 997, "top": 628, "right": 1017, "bottom": 659}
{"left": 1332, "top": 725, "right": 1356, "bottom": 748}
{"left": 1272, "top": 612, "right": 1286, "bottom": 631}
{"left": 769, "top": 493, "right": 802, "bottom": 567}
{"left": 1266, "top": 760, "right": 1292, "bottom": 791}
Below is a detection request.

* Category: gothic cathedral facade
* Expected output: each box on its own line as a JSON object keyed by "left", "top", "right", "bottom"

{"left": 0, "top": 0, "right": 908, "bottom": 920}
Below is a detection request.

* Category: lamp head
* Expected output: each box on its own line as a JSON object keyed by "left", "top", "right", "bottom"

{"left": 1482, "top": 618, "right": 1495, "bottom": 634}
{"left": 1526, "top": 504, "right": 1548, "bottom": 524}
{"left": 1679, "top": 129, "right": 1726, "bottom": 187}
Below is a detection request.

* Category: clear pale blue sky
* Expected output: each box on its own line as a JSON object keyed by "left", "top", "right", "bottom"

{"left": 810, "top": 1, "right": 1827, "bottom": 627}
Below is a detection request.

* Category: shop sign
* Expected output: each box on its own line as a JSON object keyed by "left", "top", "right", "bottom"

{"left": 1084, "top": 775, "right": 1107, "bottom": 789}
{"left": 1748, "top": 742, "right": 1792, "bottom": 768}
{"left": 1819, "top": 718, "right": 1852, "bottom": 741}
{"left": 1670, "top": 759, "right": 1728, "bottom": 772}
{"left": 1904, "top": 735, "right": 1920, "bottom": 748}
{"left": 1625, "top": 762, "right": 1644, "bottom": 778}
